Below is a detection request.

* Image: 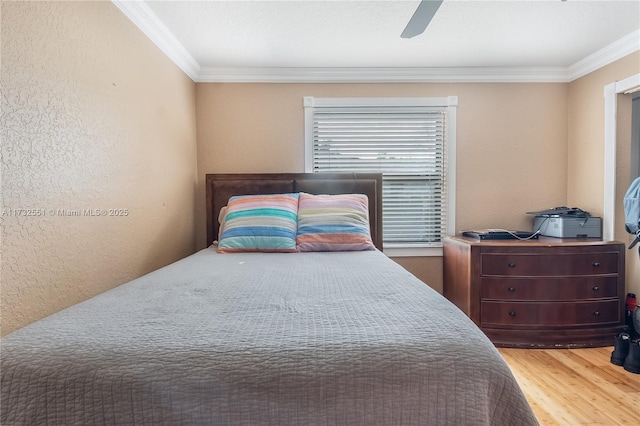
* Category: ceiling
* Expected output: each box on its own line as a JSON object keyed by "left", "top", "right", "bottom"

{"left": 115, "top": 0, "right": 640, "bottom": 82}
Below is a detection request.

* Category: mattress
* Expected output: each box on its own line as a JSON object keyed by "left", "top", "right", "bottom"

{"left": 1, "top": 248, "right": 538, "bottom": 425}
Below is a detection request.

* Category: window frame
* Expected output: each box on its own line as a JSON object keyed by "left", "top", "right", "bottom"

{"left": 303, "top": 96, "right": 457, "bottom": 257}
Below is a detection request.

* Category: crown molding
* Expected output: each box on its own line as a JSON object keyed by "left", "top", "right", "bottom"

{"left": 112, "top": 0, "right": 200, "bottom": 80}
{"left": 196, "top": 66, "right": 571, "bottom": 83}
{"left": 113, "top": 1, "right": 638, "bottom": 84}
{"left": 568, "top": 29, "right": 640, "bottom": 81}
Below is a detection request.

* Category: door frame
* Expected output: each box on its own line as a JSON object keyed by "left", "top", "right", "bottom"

{"left": 603, "top": 72, "right": 640, "bottom": 240}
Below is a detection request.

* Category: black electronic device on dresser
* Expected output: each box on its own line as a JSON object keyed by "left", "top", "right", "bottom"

{"left": 443, "top": 236, "right": 626, "bottom": 348}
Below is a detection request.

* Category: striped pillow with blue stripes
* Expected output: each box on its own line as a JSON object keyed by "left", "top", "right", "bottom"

{"left": 296, "top": 193, "right": 375, "bottom": 252}
{"left": 218, "top": 193, "right": 299, "bottom": 253}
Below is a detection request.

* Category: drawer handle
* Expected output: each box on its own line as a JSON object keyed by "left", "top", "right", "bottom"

{"left": 507, "top": 262, "right": 516, "bottom": 268}
{"left": 592, "top": 286, "right": 600, "bottom": 292}
{"left": 593, "top": 311, "right": 600, "bottom": 317}
{"left": 508, "top": 287, "right": 516, "bottom": 292}
{"left": 592, "top": 262, "right": 600, "bottom": 268}
{"left": 508, "top": 311, "right": 516, "bottom": 317}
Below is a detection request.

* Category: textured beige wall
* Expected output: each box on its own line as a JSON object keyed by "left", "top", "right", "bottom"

{"left": 567, "top": 52, "right": 640, "bottom": 296}
{"left": 196, "top": 82, "right": 569, "bottom": 291}
{"left": 1, "top": 1, "right": 197, "bottom": 335}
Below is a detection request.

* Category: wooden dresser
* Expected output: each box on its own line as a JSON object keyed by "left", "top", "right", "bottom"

{"left": 443, "top": 236, "right": 626, "bottom": 348}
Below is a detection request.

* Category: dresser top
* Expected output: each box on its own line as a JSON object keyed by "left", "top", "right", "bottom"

{"left": 447, "top": 236, "right": 622, "bottom": 247}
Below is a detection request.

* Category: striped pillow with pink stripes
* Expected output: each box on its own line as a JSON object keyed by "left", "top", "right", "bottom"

{"left": 296, "top": 193, "right": 375, "bottom": 252}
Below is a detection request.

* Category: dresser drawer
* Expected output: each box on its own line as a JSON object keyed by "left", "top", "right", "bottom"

{"left": 480, "top": 300, "right": 621, "bottom": 327}
{"left": 481, "top": 276, "right": 619, "bottom": 301}
{"left": 481, "top": 253, "right": 619, "bottom": 276}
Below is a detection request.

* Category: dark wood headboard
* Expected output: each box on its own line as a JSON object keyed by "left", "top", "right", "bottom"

{"left": 206, "top": 173, "right": 383, "bottom": 250}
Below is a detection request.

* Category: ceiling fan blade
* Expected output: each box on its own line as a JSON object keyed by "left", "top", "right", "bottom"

{"left": 401, "top": 0, "right": 443, "bottom": 39}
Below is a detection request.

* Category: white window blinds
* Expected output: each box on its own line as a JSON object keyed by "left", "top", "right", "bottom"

{"left": 304, "top": 97, "right": 457, "bottom": 249}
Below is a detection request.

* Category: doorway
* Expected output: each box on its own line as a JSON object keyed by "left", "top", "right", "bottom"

{"left": 632, "top": 92, "right": 640, "bottom": 179}
{"left": 604, "top": 73, "right": 640, "bottom": 292}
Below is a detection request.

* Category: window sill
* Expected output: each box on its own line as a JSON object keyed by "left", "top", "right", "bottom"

{"left": 383, "top": 247, "right": 443, "bottom": 257}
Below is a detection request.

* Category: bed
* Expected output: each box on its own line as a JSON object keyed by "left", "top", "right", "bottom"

{"left": 1, "top": 173, "right": 538, "bottom": 425}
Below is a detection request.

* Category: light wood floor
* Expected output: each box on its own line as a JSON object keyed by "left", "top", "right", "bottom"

{"left": 499, "top": 346, "right": 640, "bottom": 425}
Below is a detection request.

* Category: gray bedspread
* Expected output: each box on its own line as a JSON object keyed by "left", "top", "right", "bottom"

{"left": 1, "top": 249, "right": 538, "bottom": 425}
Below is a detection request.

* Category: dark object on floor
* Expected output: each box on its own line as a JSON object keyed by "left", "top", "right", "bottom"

{"left": 624, "top": 339, "right": 640, "bottom": 374}
{"left": 626, "top": 293, "right": 638, "bottom": 336}
{"left": 611, "top": 333, "right": 631, "bottom": 366}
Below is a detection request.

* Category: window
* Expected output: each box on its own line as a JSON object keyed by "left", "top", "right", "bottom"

{"left": 304, "top": 97, "right": 457, "bottom": 255}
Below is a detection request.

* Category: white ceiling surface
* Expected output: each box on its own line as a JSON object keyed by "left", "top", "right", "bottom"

{"left": 120, "top": 0, "right": 640, "bottom": 82}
